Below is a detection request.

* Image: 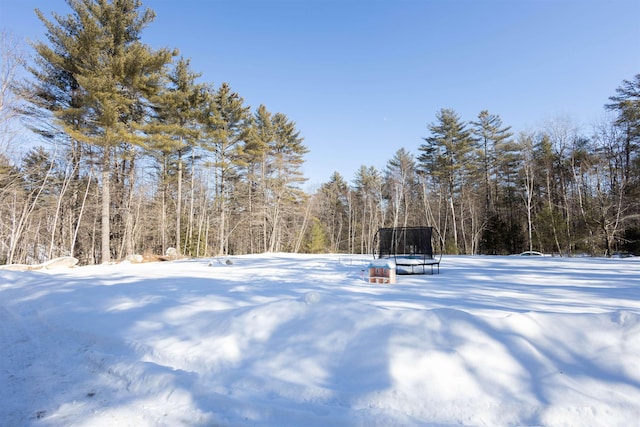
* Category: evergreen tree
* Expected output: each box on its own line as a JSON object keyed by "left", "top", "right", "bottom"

{"left": 265, "top": 112, "right": 308, "bottom": 251}
{"left": 244, "top": 104, "right": 274, "bottom": 252}
{"left": 605, "top": 74, "right": 640, "bottom": 186}
{"left": 470, "top": 110, "right": 513, "bottom": 213}
{"left": 202, "top": 82, "right": 251, "bottom": 255}
{"left": 418, "top": 108, "right": 476, "bottom": 253}
{"left": 470, "top": 110, "right": 516, "bottom": 253}
{"left": 28, "top": 0, "right": 174, "bottom": 263}
{"left": 418, "top": 109, "right": 474, "bottom": 196}
{"left": 304, "top": 218, "right": 328, "bottom": 253}
{"left": 316, "top": 172, "right": 349, "bottom": 252}
{"left": 149, "top": 57, "right": 205, "bottom": 255}
{"left": 604, "top": 75, "right": 640, "bottom": 256}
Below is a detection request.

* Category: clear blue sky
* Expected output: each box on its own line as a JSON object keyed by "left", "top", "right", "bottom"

{"left": 2, "top": 0, "right": 639, "bottom": 188}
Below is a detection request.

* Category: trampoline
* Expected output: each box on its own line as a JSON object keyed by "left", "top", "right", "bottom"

{"left": 373, "top": 226, "right": 442, "bottom": 274}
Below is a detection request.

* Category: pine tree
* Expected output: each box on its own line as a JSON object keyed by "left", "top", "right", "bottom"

{"left": 245, "top": 105, "right": 274, "bottom": 252}
{"left": 470, "top": 110, "right": 515, "bottom": 254}
{"left": 418, "top": 109, "right": 476, "bottom": 253}
{"left": 605, "top": 74, "right": 640, "bottom": 186}
{"left": 242, "top": 107, "right": 308, "bottom": 252}
{"left": 265, "top": 112, "right": 308, "bottom": 252}
{"left": 202, "top": 82, "right": 251, "bottom": 255}
{"left": 29, "top": 0, "right": 174, "bottom": 263}
{"left": 149, "top": 57, "right": 205, "bottom": 255}
{"left": 599, "top": 75, "right": 640, "bottom": 255}
{"left": 418, "top": 109, "right": 475, "bottom": 195}
{"left": 316, "top": 172, "right": 349, "bottom": 252}
{"left": 470, "top": 110, "right": 513, "bottom": 213}
{"left": 305, "top": 218, "right": 328, "bottom": 253}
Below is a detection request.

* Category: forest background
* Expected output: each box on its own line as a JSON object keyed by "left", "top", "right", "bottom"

{"left": 1, "top": 0, "right": 639, "bottom": 265}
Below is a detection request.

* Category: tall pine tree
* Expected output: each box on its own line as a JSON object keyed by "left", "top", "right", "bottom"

{"left": 202, "top": 83, "right": 251, "bottom": 255}
{"left": 470, "top": 110, "right": 515, "bottom": 254}
{"left": 265, "top": 112, "right": 308, "bottom": 252}
{"left": 418, "top": 108, "right": 476, "bottom": 253}
{"left": 149, "top": 57, "right": 205, "bottom": 255}
{"left": 29, "top": 0, "right": 174, "bottom": 263}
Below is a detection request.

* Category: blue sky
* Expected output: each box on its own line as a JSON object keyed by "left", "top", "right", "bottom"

{"left": 1, "top": 0, "right": 639, "bottom": 188}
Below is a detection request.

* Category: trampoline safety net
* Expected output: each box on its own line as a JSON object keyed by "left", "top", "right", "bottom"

{"left": 373, "top": 226, "right": 440, "bottom": 274}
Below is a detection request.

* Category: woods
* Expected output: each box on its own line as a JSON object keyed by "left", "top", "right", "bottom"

{"left": 1, "top": 1, "right": 639, "bottom": 265}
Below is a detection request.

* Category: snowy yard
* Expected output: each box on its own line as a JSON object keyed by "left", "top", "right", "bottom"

{"left": 1, "top": 254, "right": 639, "bottom": 427}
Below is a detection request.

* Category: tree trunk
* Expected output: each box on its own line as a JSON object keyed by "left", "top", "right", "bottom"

{"left": 101, "top": 148, "right": 111, "bottom": 264}
{"left": 449, "top": 196, "right": 459, "bottom": 254}
{"left": 187, "top": 149, "right": 196, "bottom": 256}
{"left": 176, "top": 155, "right": 183, "bottom": 256}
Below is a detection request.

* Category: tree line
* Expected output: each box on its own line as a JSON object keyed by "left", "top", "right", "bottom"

{"left": 315, "top": 95, "right": 639, "bottom": 257}
{"left": 1, "top": 1, "right": 638, "bottom": 265}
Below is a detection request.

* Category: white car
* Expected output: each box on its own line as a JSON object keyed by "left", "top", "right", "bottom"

{"left": 519, "top": 251, "right": 544, "bottom": 256}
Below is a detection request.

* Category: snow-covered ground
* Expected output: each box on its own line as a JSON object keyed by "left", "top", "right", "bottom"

{"left": 1, "top": 253, "right": 639, "bottom": 427}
